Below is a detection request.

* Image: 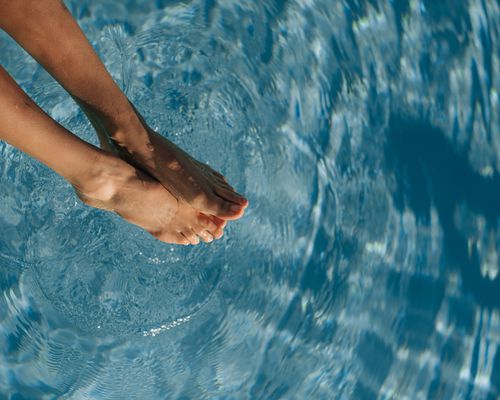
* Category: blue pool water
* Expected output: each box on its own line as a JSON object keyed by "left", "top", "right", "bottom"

{"left": 1, "top": 0, "right": 500, "bottom": 398}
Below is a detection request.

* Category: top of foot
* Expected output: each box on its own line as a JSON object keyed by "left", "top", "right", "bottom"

{"left": 74, "top": 153, "right": 227, "bottom": 245}
{"left": 111, "top": 123, "right": 249, "bottom": 220}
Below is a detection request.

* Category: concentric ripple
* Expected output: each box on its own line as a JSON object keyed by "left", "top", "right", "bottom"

{"left": 25, "top": 202, "right": 225, "bottom": 336}
{"left": 1, "top": 0, "right": 500, "bottom": 398}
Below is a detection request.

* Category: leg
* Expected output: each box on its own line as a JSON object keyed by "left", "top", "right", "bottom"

{"left": 0, "top": 65, "right": 224, "bottom": 245}
{"left": 0, "top": 0, "right": 248, "bottom": 220}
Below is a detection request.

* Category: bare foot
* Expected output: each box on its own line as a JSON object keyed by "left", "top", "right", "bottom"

{"left": 74, "top": 154, "right": 226, "bottom": 245}
{"left": 93, "top": 108, "right": 249, "bottom": 221}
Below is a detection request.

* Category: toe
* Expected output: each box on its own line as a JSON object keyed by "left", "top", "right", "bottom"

{"left": 209, "top": 215, "right": 227, "bottom": 230}
{"left": 183, "top": 231, "right": 200, "bottom": 245}
{"left": 198, "top": 230, "right": 214, "bottom": 243}
{"left": 217, "top": 179, "right": 235, "bottom": 191}
{"left": 154, "top": 231, "right": 190, "bottom": 245}
{"left": 176, "top": 234, "right": 191, "bottom": 245}
{"left": 208, "top": 197, "right": 246, "bottom": 221}
{"left": 208, "top": 167, "right": 225, "bottom": 179}
{"left": 212, "top": 227, "right": 224, "bottom": 239}
{"left": 215, "top": 175, "right": 230, "bottom": 185}
{"left": 207, "top": 168, "right": 237, "bottom": 190}
{"left": 214, "top": 186, "right": 248, "bottom": 206}
{"left": 200, "top": 194, "right": 241, "bottom": 220}
{"left": 196, "top": 213, "right": 219, "bottom": 232}
{"left": 193, "top": 217, "right": 216, "bottom": 243}
{"left": 204, "top": 215, "right": 225, "bottom": 238}
{"left": 223, "top": 202, "right": 245, "bottom": 220}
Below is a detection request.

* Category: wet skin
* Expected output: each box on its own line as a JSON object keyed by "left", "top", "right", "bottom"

{"left": 0, "top": 0, "right": 248, "bottom": 245}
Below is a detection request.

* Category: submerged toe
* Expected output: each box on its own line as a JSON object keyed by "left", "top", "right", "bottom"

{"left": 153, "top": 231, "right": 190, "bottom": 245}
{"left": 184, "top": 231, "right": 200, "bottom": 245}
{"left": 198, "top": 230, "right": 214, "bottom": 243}
{"left": 209, "top": 215, "right": 227, "bottom": 230}
{"left": 197, "top": 214, "right": 218, "bottom": 233}
{"left": 176, "top": 234, "right": 191, "bottom": 245}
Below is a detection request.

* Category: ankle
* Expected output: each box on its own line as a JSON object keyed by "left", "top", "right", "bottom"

{"left": 72, "top": 152, "right": 134, "bottom": 206}
{"left": 81, "top": 100, "right": 158, "bottom": 164}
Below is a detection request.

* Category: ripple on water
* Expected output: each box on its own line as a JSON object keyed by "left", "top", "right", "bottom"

{"left": 1, "top": 0, "right": 500, "bottom": 398}
{"left": 29, "top": 225, "right": 224, "bottom": 336}
{"left": 13, "top": 171, "right": 225, "bottom": 337}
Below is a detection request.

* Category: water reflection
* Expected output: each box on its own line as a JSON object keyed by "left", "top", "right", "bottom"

{"left": 0, "top": 0, "right": 499, "bottom": 398}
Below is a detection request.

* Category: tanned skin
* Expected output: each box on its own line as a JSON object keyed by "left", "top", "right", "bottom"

{"left": 0, "top": 0, "right": 249, "bottom": 245}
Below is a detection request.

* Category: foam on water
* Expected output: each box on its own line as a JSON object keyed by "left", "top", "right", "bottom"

{"left": 1, "top": 0, "right": 500, "bottom": 398}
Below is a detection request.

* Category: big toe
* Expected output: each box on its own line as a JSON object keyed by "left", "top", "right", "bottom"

{"left": 202, "top": 188, "right": 248, "bottom": 220}
{"left": 214, "top": 185, "right": 248, "bottom": 206}
{"left": 199, "top": 194, "right": 244, "bottom": 220}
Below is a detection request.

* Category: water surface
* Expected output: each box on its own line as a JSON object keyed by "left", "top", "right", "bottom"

{"left": 1, "top": 0, "right": 500, "bottom": 398}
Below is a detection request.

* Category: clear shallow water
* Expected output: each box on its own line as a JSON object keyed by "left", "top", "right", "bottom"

{"left": 1, "top": 0, "right": 500, "bottom": 398}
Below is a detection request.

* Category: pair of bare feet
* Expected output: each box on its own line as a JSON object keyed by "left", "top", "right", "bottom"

{"left": 75, "top": 109, "right": 248, "bottom": 246}
{"left": 0, "top": 1, "right": 248, "bottom": 245}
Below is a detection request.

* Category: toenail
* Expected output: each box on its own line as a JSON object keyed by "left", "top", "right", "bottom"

{"left": 230, "top": 204, "right": 241, "bottom": 212}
